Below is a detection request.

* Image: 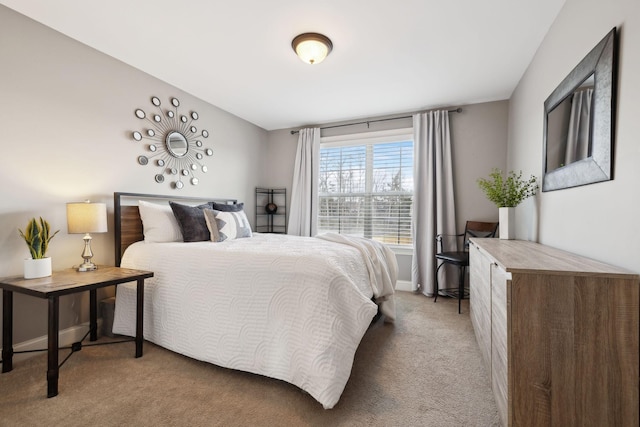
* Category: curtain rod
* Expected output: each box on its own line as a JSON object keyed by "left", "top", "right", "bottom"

{"left": 289, "top": 107, "right": 462, "bottom": 135}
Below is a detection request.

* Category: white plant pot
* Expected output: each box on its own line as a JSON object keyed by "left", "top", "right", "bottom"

{"left": 24, "top": 257, "right": 52, "bottom": 279}
{"left": 499, "top": 207, "right": 515, "bottom": 240}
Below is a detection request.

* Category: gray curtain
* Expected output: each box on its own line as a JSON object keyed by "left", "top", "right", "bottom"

{"left": 411, "top": 111, "right": 457, "bottom": 296}
{"left": 288, "top": 128, "right": 320, "bottom": 236}
{"left": 565, "top": 88, "right": 593, "bottom": 164}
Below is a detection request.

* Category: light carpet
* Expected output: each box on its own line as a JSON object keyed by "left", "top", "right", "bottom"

{"left": 0, "top": 292, "right": 500, "bottom": 426}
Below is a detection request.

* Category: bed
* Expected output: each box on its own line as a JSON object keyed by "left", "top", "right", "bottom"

{"left": 111, "top": 192, "right": 398, "bottom": 409}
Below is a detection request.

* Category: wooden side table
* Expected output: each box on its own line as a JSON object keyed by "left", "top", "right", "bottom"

{"left": 0, "top": 266, "right": 153, "bottom": 397}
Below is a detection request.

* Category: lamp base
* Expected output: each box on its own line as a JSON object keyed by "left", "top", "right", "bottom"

{"left": 77, "top": 261, "right": 98, "bottom": 272}
{"left": 77, "top": 233, "right": 97, "bottom": 272}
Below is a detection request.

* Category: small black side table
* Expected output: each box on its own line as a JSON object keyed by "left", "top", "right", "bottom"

{"left": 0, "top": 266, "right": 153, "bottom": 397}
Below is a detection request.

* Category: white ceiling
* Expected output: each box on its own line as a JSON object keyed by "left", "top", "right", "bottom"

{"left": 1, "top": 0, "right": 565, "bottom": 131}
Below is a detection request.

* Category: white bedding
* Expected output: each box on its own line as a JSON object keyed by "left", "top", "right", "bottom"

{"left": 112, "top": 232, "right": 397, "bottom": 409}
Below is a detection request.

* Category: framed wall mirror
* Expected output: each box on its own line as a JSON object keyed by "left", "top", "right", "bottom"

{"left": 542, "top": 27, "right": 617, "bottom": 192}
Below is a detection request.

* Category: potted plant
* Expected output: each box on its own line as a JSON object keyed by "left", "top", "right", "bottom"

{"left": 477, "top": 168, "right": 538, "bottom": 239}
{"left": 19, "top": 217, "right": 59, "bottom": 278}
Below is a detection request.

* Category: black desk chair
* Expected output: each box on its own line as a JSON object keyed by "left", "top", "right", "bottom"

{"left": 434, "top": 221, "right": 499, "bottom": 313}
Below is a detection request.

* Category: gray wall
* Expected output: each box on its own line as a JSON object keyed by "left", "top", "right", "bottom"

{"left": 0, "top": 6, "right": 268, "bottom": 343}
{"left": 0, "top": 4, "right": 512, "bottom": 344}
{"left": 508, "top": 0, "right": 640, "bottom": 272}
{"left": 265, "top": 101, "right": 509, "bottom": 282}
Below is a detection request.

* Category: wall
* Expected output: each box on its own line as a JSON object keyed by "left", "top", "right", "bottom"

{"left": 0, "top": 4, "right": 512, "bottom": 344}
{"left": 265, "top": 101, "right": 509, "bottom": 283}
{"left": 508, "top": 0, "right": 640, "bottom": 271}
{"left": 0, "top": 6, "right": 268, "bottom": 344}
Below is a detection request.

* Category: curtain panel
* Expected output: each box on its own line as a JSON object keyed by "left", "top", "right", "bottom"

{"left": 411, "top": 111, "right": 456, "bottom": 296}
{"left": 565, "top": 88, "right": 593, "bottom": 165}
{"left": 288, "top": 128, "right": 320, "bottom": 236}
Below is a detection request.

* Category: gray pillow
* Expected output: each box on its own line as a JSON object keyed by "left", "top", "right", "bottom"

{"left": 169, "top": 201, "right": 212, "bottom": 242}
{"left": 211, "top": 202, "right": 244, "bottom": 212}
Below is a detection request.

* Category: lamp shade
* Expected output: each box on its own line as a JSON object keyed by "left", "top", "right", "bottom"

{"left": 67, "top": 201, "right": 108, "bottom": 234}
{"left": 292, "top": 33, "right": 333, "bottom": 65}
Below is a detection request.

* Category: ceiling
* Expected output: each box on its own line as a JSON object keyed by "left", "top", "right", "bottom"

{"left": 1, "top": 0, "right": 565, "bottom": 131}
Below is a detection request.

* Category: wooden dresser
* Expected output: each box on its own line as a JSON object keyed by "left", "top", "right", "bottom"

{"left": 469, "top": 238, "right": 639, "bottom": 427}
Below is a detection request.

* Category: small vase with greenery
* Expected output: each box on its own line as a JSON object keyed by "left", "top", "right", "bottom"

{"left": 19, "top": 217, "right": 59, "bottom": 278}
{"left": 477, "top": 168, "right": 539, "bottom": 208}
{"left": 477, "top": 169, "right": 538, "bottom": 239}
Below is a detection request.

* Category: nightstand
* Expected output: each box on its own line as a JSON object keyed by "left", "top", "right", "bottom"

{"left": 0, "top": 266, "right": 153, "bottom": 397}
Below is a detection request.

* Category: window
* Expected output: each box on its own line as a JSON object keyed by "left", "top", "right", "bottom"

{"left": 317, "top": 129, "right": 413, "bottom": 246}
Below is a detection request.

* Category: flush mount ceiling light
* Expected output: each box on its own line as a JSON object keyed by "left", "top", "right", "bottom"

{"left": 292, "top": 33, "right": 333, "bottom": 65}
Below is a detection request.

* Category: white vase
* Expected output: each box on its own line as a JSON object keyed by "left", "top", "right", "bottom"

{"left": 499, "top": 207, "right": 515, "bottom": 240}
{"left": 24, "top": 257, "right": 52, "bottom": 279}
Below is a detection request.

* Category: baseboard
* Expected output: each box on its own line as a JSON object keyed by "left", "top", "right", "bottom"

{"left": 1, "top": 318, "right": 103, "bottom": 364}
{"left": 395, "top": 280, "right": 414, "bottom": 292}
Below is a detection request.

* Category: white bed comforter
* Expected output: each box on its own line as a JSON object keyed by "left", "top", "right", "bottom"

{"left": 112, "top": 233, "right": 397, "bottom": 409}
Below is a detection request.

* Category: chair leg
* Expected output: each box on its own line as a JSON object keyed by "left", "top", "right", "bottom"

{"left": 458, "top": 266, "right": 466, "bottom": 314}
{"left": 434, "top": 262, "right": 444, "bottom": 302}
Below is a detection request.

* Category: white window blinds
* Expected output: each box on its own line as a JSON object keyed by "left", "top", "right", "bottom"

{"left": 318, "top": 133, "right": 413, "bottom": 246}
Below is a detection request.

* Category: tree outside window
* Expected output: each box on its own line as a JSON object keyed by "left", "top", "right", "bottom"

{"left": 318, "top": 139, "right": 413, "bottom": 246}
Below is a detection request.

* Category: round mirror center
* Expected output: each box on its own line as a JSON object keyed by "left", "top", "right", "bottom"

{"left": 166, "top": 131, "right": 189, "bottom": 157}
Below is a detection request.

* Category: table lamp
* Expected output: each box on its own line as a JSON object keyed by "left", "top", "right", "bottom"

{"left": 66, "top": 200, "right": 108, "bottom": 272}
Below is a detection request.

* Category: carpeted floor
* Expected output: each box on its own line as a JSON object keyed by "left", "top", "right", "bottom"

{"left": 0, "top": 292, "right": 500, "bottom": 426}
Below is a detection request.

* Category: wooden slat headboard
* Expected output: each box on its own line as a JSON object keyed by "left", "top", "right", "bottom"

{"left": 114, "top": 192, "right": 237, "bottom": 266}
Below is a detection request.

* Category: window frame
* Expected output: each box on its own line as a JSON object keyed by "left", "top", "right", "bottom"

{"left": 318, "top": 127, "right": 414, "bottom": 251}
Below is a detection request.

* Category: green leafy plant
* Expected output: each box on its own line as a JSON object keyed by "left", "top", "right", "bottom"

{"left": 18, "top": 217, "right": 59, "bottom": 259}
{"left": 477, "top": 168, "right": 539, "bottom": 208}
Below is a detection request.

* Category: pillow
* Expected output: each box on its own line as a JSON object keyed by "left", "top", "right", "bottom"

{"left": 203, "top": 208, "right": 252, "bottom": 242}
{"left": 169, "top": 201, "right": 213, "bottom": 242}
{"left": 211, "top": 201, "right": 244, "bottom": 212}
{"left": 203, "top": 209, "right": 222, "bottom": 242}
{"left": 138, "top": 200, "right": 183, "bottom": 243}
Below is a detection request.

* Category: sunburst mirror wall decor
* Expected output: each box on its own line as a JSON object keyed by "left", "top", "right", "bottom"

{"left": 131, "top": 96, "right": 213, "bottom": 189}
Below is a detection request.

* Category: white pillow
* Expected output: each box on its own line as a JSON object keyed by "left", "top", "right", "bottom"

{"left": 203, "top": 208, "right": 252, "bottom": 242}
{"left": 138, "top": 200, "right": 183, "bottom": 243}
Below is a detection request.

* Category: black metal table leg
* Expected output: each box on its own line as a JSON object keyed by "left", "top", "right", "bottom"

{"left": 2, "top": 290, "right": 13, "bottom": 373}
{"left": 434, "top": 263, "right": 443, "bottom": 303}
{"left": 89, "top": 289, "right": 97, "bottom": 341}
{"left": 47, "top": 296, "right": 59, "bottom": 398}
{"left": 135, "top": 278, "right": 144, "bottom": 358}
